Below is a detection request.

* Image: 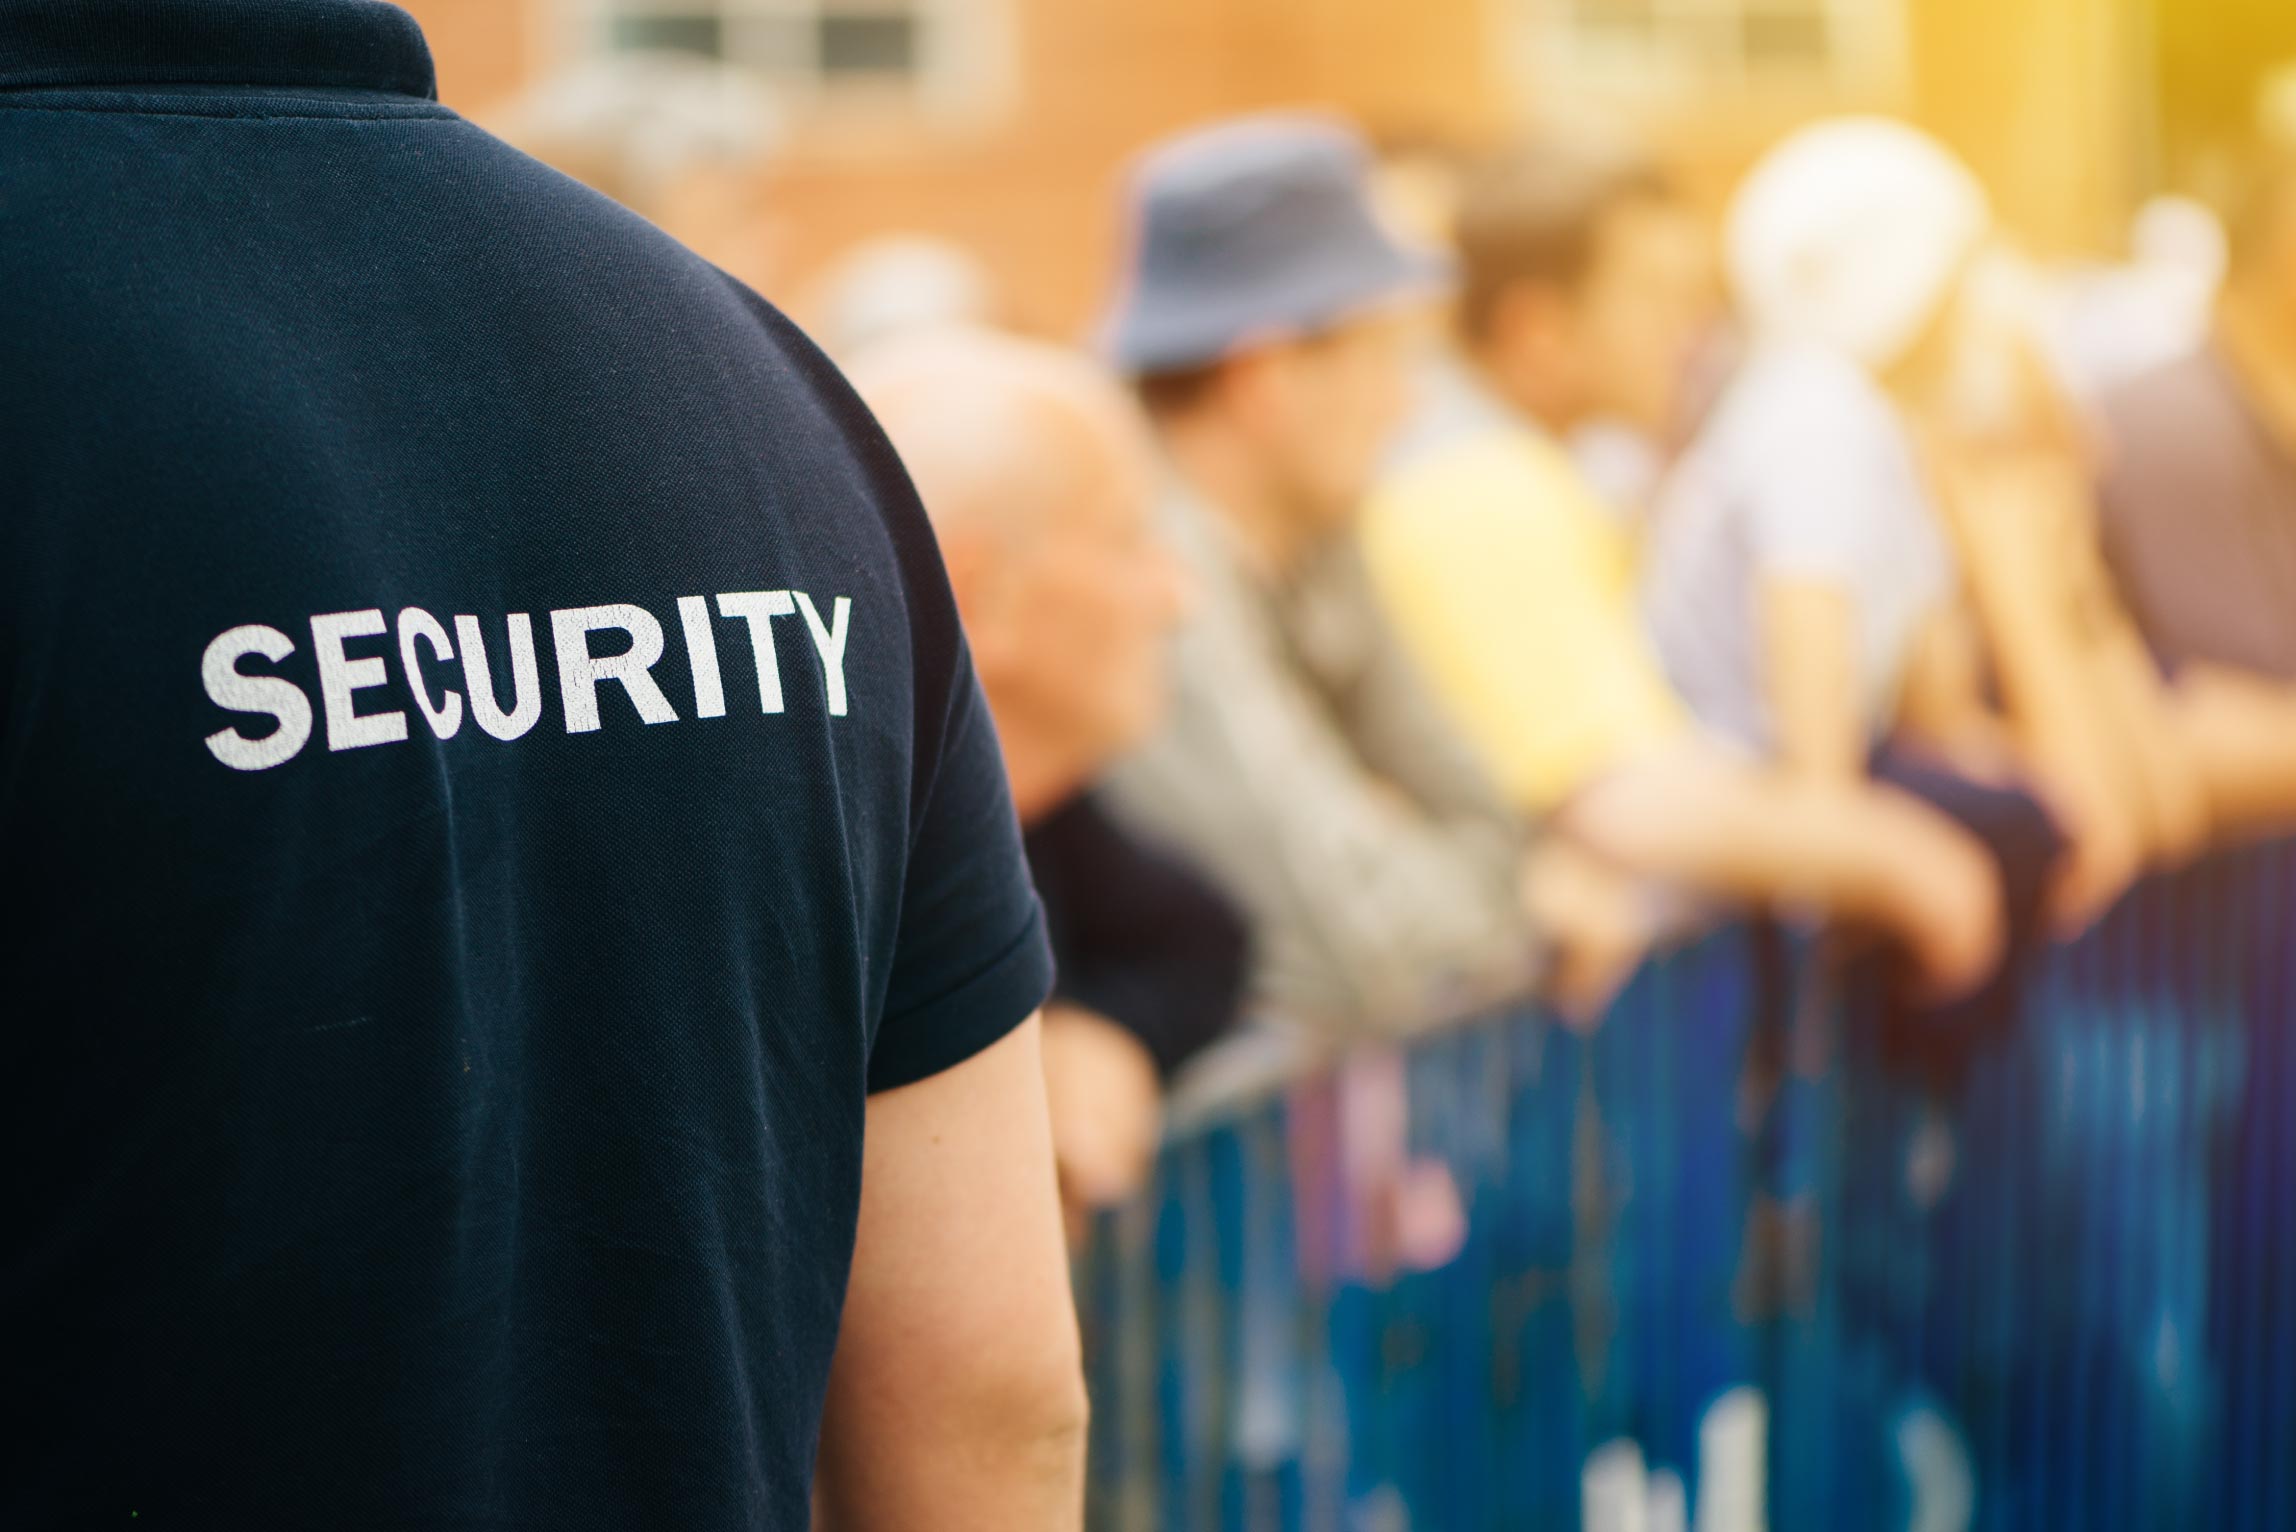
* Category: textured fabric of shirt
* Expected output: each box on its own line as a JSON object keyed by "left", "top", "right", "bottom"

{"left": 1641, "top": 343, "right": 1955, "bottom": 752}
{"left": 2098, "top": 345, "right": 2296, "bottom": 681}
{"left": 0, "top": 3, "right": 1051, "bottom": 1526}
{"left": 1102, "top": 475, "right": 1536, "bottom": 1037}
{"left": 1365, "top": 371, "right": 1692, "bottom": 813}
{"left": 1024, "top": 791, "right": 1249, "bottom": 1078}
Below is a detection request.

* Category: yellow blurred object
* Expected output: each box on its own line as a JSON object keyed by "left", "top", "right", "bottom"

{"left": 1363, "top": 419, "right": 1690, "bottom": 814}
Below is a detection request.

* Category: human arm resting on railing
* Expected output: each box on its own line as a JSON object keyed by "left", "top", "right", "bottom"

{"left": 814, "top": 1016, "right": 1087, "bottom": 1532}
{"left": 1924, "top": 450, "right": 2170, "bottom": 927}
{"left": 1559, "top": 743, "right": 2005, "bottom": 1000}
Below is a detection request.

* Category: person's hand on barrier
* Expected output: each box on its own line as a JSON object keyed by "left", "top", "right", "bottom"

{"left": 2043, "top": 787, "right": 2147, "bottom": 938}
{"left": 1519, "top": 839, "right": 1658, "bottom": 1028}
{"left": 1870, "top": 800, "right": 2008, "bottom": 1003}
{"left": 1040, "top": 1004, "right": 1163, "bottom": 1241}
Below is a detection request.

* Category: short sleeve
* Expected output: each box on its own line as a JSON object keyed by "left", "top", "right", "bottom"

{"left": 1734, "top": 350, "right": 1900, "bottom": 579}
{"left": 753, "top": 304, "right": 1055, "bottom": 1095}
{"left": 869, "top": 649, "right": 1053, "bottom": 1092}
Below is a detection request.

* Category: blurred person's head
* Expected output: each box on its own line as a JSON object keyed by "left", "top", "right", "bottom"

{"left": 801, "top": 236, "right": 1000, "bottom": 361}
{"left": 1455, "top": 134, "right": 1715, "bottom": 436}
{"left": 848, "top": 328, "right": 1182, "bottom": 818}
{"left": 1720, "top": 117, "right": 2102, "bottom": 458}
{"left": 493, "top": 53, "right": 781, "bottom": 291}
{"left": 1727, "top": 117, "right": 1990, "bottom": 382}
{"left": 1102, "top": 115, "right": 1449, "bottom": 564}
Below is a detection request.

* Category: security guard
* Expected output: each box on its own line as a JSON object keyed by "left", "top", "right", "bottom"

{"left": 0, "top": 2, "right": 1082, "bottom": 1527}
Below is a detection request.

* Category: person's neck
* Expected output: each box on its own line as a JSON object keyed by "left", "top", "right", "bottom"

{"left": 1160, "top": 416, "right": 1317, "bottom": 577}
{"left": 2218, "top": 283, "right": 2296, "bottom": 461}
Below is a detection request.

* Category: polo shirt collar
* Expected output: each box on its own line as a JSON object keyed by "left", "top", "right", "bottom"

{"left": 0, "top": 0, "right": 436, "bottom": 100}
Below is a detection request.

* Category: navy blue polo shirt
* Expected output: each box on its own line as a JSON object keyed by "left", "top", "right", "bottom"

{"left": 0, "top": 3, "right": 1051, "bottom": 1526}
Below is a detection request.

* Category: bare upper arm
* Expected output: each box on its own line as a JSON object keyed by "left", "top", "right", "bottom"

{"left": 1759, "top": 576, "right": 1865, "bottom": 781}
{"left": 814, "top": 1014, "right": 1086, "bottom": 1531}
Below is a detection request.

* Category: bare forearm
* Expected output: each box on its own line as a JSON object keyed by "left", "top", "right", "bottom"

{"left": 1562, "top": 748, "right": 2003, "bottom": 996}
{"left": 1565, "top": 749, "right": 1959, "bottom": 920}
{"left": 1943, "top": 475, "right": 2144, "bottom": 842}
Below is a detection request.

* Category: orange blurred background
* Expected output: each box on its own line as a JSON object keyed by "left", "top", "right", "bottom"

{"left": 400, "top": 0, "right": 2296, "bottom": 336}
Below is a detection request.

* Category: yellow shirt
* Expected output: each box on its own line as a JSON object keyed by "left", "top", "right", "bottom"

{"left": 1363, "top": 422, "right": 1690, "bottom": 813}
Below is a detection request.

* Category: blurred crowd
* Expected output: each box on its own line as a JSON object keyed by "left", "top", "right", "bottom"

{"left": 503, "top": 58, "right": 2296, "bottom": 1231}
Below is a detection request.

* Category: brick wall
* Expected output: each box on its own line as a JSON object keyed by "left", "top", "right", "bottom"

{"left": 396, "top": 0, "right": 2168, "bottom": 333}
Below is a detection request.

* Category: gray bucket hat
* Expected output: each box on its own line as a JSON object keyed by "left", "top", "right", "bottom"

{"left": 1100, "top": 113, "right": 1453, "bottom": 376}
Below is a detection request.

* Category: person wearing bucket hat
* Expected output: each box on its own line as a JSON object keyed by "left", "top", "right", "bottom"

{"left": 1093, "top": 114, "right": 1586, "bottom": 1035}
{"left": 1105, "top": 114, "right": 1457, "bottom": 549}
{"left": 1101, "top": 115, "right": 1454, "bottom": 375}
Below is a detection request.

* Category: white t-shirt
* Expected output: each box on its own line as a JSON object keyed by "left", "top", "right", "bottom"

{"left": 1640, "top": 343, "right": 1955, "bottom": 753}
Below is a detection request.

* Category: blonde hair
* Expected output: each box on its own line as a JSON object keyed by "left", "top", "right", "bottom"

{"left": 1727, "top": 116, "right": 1990, "bottom": 372}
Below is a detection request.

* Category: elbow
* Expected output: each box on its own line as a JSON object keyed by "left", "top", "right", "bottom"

{"left": 964, "top": 1313, "right": 1090, "bottom": 1459}
{"left": 1015, "top": 1353, "right": 1093, "bottom": 1451}
{"left": 818, "top": 1350, "right": 1090, "bottom": 1527}
{"left": 1047, "top": 1370, "right": 1093, "bottom": 1465}
{"left": 982, "top": 1354, "right": 1091, "bottom": 1493}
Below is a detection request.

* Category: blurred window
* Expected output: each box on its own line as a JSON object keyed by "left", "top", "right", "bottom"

{"left": 585, "top": 0, "right": 999, "bottom": 107}
{"left": 1522, "top": 0, "right": 1902, "bottom": 99}
{"left": 818, "top": 12, "right": 918, "bottom": 76}
{"left": 609, "top": 13, "right": 725, "bottom": 56}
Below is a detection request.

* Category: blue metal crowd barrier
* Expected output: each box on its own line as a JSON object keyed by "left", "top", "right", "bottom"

{"left": 1076, "top": 840, "right": 2296, "bottom": 1531}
